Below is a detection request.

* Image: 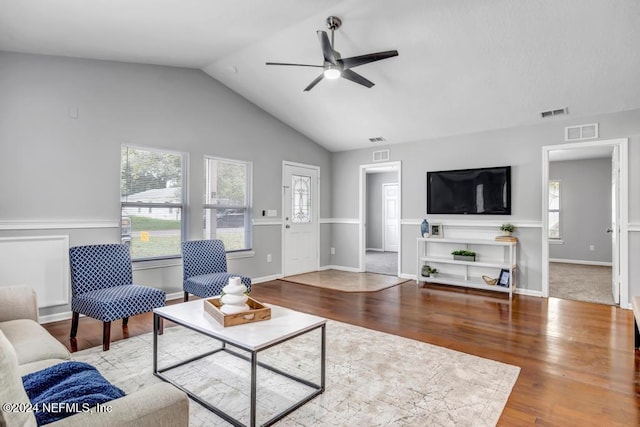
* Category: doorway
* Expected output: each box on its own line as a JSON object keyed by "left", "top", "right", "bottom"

{"left": 282, "top": 161, "right": 320, "bottom": 276}
{"left": 542, "top": 139, "right": 628, "bottom": 307}
{"left": 359, "top": 162, "right": 401, "bottom": 276}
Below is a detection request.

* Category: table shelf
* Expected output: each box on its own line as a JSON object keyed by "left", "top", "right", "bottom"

{"left": 417, "top": 237, "right": 518, "bottom": 299}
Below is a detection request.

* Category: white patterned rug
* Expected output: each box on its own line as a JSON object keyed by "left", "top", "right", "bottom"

{"left": 72, "top": 321, "right": 519, "bottom": 426}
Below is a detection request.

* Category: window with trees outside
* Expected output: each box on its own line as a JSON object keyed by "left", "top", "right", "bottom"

{"left": 120, "top": 146, "right": 186, "bottom": 260}
{"left": 204, "top": 156, "right": 252, "bottom": 252}
{"left": 549, "top": 180, "right": 561, "bottom": 239}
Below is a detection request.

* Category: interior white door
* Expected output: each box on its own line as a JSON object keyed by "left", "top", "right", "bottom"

{"left": 283, "top": 163, "right": 319, "bottom": 276}
{"left": 383, "top": 183, "right": 398, "bottom": 252}
{"left": 611, "top": 146, "right": 620, "bottom": 304}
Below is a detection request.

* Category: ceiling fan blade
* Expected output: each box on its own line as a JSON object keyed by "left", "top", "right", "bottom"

{"left": 340, "top": 69, "right": 375, "bottom": 88}
{"left": 265, "top": 62, "right": 324, "bottom": 68}
{"left": 317, "top": 31, "right": 337, "bottom": 65}
{"left": 303, "top": 73, "right": 325, "bottom": 91}
{"left": 338, "top": 50, "right": 399, "bottom": 70}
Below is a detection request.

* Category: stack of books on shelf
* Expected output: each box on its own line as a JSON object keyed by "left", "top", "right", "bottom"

{"left": 495, "top": 235, "right": 518, "bottom": 242}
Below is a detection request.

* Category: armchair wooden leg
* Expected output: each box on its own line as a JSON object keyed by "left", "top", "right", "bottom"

{"left": 158, "top": 317, "right": 164, "bottom": 335}
{"left": 183, "top": 291, "right": 189, "bottom": 302}
{"left": 102, "top": 321, "right": 111, "bottom": 351}
{"left": 122, "top": 317, "right": 129, "bottom": 327}
{"left": 70, "top": 312, "right": 79, "bottom": 338}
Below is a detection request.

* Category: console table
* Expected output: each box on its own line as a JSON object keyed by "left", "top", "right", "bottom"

{"left": 416, "top": 237, "right": 517, "bottom": 299}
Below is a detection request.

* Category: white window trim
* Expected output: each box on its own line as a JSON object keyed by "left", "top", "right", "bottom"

{"left": 121, "top": 144, "right": 188, "bottom": 261}
{"left": 203, "top": 155, "right": 253, "bottom": 252}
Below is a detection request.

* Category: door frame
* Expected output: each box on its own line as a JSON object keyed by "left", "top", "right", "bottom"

{"left": 359, "top": 161, "right": 402, "bottom": 274}
{"left": 541, "top": 138, "right": 628, "bottom": 306}
{"left": 382, "top": 183, "right": 399, "bottom": 252}
{"left": 281, "top": 161, "right": 321, "bottom": 276}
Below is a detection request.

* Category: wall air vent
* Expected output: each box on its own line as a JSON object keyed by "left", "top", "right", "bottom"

{"left": 369, "top": 136, "right": 386, "bottom": 143}
{"left": 373, "top": 149, "right": 390, "bottom": 162}
{"left": 565, "top": 123, "right": 598, "bottom": 141}
{"left": 540, "top": 107, "right": 569, "bottom": 119}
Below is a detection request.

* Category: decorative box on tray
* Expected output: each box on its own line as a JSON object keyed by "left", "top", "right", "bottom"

{"left": 204, "top": 296, "right": 271, "bottom": 327}
{"left": 202, "top": 276, "right": 271, "bottom": 327}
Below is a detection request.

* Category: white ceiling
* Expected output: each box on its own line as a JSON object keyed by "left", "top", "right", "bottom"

{"left": 2, "top": 0, "right": 640, "bottom": 152}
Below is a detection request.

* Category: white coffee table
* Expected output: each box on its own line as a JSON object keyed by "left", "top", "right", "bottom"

{"left": 152, "top": 299, "right": 326, "bottom": 427}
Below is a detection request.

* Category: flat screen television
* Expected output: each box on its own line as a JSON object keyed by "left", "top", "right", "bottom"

{"left": 427, "top": 166, "right": 511, "bottom": 215}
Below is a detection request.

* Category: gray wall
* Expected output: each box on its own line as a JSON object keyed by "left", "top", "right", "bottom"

{"left": 366, "top": 172, "right": 398, "bottom": 250}
{"left": 0, "top": 51, "right": 332, "bottom": 317}
{"left": 549, "top": 158, "right": 612, "bottom": 263}
{"left": 3, "top": 50, "right": 640, "bottom": 314}
{"left": 329, "top": 110, "right": 640, "bottom": 299}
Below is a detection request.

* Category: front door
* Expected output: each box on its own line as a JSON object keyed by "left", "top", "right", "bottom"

{"left": 283, "top": 163, "right": 319, "bottom": 276}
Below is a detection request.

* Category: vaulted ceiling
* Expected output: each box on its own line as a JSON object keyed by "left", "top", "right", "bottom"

{"left": 2, "top": 0, "right": 639, "bottom": 152}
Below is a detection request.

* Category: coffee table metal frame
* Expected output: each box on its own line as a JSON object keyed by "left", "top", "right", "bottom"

{"left": 152, "top": 303, "right": 326, "bottom": 427}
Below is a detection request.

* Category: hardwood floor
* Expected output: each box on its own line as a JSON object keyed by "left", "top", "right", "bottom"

{"left": 43, "top": 280, "right": 640, "bottom": 425}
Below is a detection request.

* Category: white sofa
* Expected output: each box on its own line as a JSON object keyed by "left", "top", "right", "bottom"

{"left": 0, "top": 286, "right": 189, "bottom": 427}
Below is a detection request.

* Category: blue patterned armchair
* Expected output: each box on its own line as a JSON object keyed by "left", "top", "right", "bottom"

{"left": 68, "top": 244, "right": 166, "bottom": 351}
{"left": 181, "top": 239, "right": 252, "bottom": 301}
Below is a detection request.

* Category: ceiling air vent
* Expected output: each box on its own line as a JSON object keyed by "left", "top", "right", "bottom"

{"left": 373, "top": 149, "right": 390, "bottom": 162}
{"left": 565, "top": 123, "right": 598, "bottom": 141}
{"left": 369, "top": 136, "right": 386, "bottom": 143}
{"left": 540, "top": 107, "right": 569, "bottom": 119}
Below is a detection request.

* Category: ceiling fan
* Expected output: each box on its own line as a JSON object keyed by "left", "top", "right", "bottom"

{"left": 266, "top": 16, "right": 399, "bottom": 91}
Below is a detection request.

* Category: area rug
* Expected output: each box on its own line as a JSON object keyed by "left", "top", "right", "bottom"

{"left": 72, "top": 321, "right": 519, "bottom": 426}
{"left": 282, "top": 270, "right": 410, "bottom": 292}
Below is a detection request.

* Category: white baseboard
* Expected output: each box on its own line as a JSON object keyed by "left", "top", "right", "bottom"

{"left": 39, "top": 311, "right": 74, "bottom": 324}
{"left": 516, "top": 288, "right": 543, "bottom": 298}
{"left": 550, "top": 258, "right": 612, "bottom": 267}
{"left": 319, "top": 265, "right": 361, "bottom": 273}
{"left": 366, "top": 248, "right": 384, "bottom": 252}
{"left": 252, "top": 274, "right": 284, "bottom": 284}
{"left": 165, "top": 291, "right": 184, "bottom": 302}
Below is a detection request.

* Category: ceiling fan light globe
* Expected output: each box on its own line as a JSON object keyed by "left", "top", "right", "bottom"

{"left": 324, "top": 68, "right": 341, "bottom": 80}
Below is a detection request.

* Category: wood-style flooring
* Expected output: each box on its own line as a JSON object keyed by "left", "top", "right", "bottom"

{"left": 43, "top": 280, "right": 640, "bottom": 426}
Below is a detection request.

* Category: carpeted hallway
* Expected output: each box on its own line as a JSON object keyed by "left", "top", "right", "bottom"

{"left": 365, "top": 250, "right": 398, "bottom": 276}
{"left": 549, "top": 262, "right": 614, "bottom": 305}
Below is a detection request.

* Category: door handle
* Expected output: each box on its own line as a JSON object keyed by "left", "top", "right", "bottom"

{"left": 606, "top": 228, "right": 613, "bottom": 233}
{"left": 285, "top": 225, "right": 290, "bottom": 229}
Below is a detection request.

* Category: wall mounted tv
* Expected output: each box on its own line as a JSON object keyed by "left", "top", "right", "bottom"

{"left": 427, "top": 166, "right": 511, "bottom": 215}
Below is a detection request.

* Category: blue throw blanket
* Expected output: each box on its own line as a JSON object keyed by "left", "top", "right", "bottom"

{"left": 22, "top": 361, "right": 125, "bottom": 425}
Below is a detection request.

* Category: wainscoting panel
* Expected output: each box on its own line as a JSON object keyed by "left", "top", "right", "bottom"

{"left": 0, "top": 236, "right": 70, "bottom": 308}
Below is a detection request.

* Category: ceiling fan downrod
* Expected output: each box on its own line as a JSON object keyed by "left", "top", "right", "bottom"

{"left": 326, "top": 16, "right": 342, "bottom": 49}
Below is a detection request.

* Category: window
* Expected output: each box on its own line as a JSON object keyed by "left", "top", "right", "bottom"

{"left": 548, "top": 180, "right": 561, "bottom": 239}
{"left": 291, "top": 174, "right": 312, "bottom": 223}
{"left": 204, "top": 156, "right": 252, "bottom": 251}
{"left": 120, "top": 146, "right": 186, "bottom": 260}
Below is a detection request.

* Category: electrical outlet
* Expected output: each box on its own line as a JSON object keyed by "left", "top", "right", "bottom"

{"left": 330, "top": 247, "right": 335, "bottom": 255}
{"left": 267, "top": 253, "right": 272, "bottom": 262}
{"left": 589, "top": 245, "right": 595, "bottom": 251}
